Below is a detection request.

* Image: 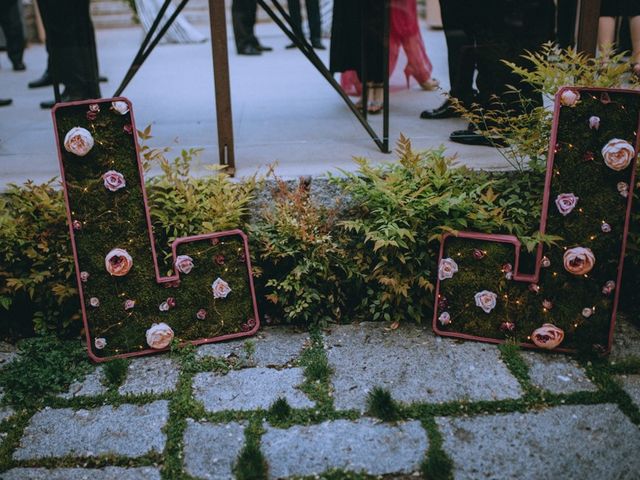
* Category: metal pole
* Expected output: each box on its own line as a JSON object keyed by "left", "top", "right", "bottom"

{"left": 208, "top": 0, "right": 236, "bottom": 174}
{"left": 575, "top": 0, "right": 601, "bottom": 56}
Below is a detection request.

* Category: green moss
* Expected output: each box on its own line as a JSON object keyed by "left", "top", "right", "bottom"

{"left": 268, "top": 397, "right": 292, "bottom": 423}
{"left": 366, "top": 387, "right": 401, "bottom": 422}
{"left": 55, "top": 102, "right": 257, "bottom": 358}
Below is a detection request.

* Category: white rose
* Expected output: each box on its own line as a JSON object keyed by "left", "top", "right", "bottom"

{"left": 102, "top": 170, "right": 126, "bottom": 192}
{"left": 94, "top": 337, "right": 107, "bottom": 350}
{"left": 602, "top": 139, "right": 635, "bottom": 171}
{"left": 212, "top": 277, "right": 232, "bottom": 299}
{"left": 438, "top": 312, "right": 451, "bottom": 326}
{"left": 474, "top": 290, "right": 497, "bottom": 314}
{"left": 112, "top": 101, "right": 130, "bottom": 115}
{"left": 64, "top": 127, "right": 94, "bottom": 157}
{"left": 175, "top": 255, "right": 194, "bottom": 274}
{"left": 438, "top": 258, "right": 458, "bottom": 281}
{"left": 146, "top": 322, "right": 174, "bottom": 349}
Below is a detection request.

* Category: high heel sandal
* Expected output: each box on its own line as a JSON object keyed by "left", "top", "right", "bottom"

{"left": 366, "top": 83, "right": 384, "bottom": 114}
{"left": 404, "top": 67, "right": 440, "bottom": 91}
{"left": 631, "top": 63, "right": 640, "bottom": 80}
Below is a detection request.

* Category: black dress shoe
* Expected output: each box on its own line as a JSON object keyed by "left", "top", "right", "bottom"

{"left": 29, "top": 71, "right": 52, "bottom": 88}
{"left": 311, "top": 39, "right": 326, "bottom": 50}
{"left": 255, "top": 43, "right": 272, "bottom": 51}
{"left": 238, "top": 45, "right": 262, "bottom": 55}
{"left": 12, "top": 61, "right": 26, "bottom": 71}
{"left": 285, "top": 42, "right": 297, "bottom": 49}
{"left": 0, "top": 98, "right": 12, "bottom": 107}
{"left": 449, "top": 128, "right": 506, "bottom": 147}
{"left": 98, "top": 75, "right": 108, "bottom": 83}
{"left": 420, "top": 98, "right": 461, "bottom": 119}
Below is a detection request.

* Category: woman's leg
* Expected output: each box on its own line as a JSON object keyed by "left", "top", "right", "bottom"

{"left": 598, "top": 16, "right": 617, "bottom": 53}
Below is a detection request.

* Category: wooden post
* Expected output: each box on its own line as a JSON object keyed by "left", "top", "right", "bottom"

{"left": 575, "top": 0, "right": 601, "bottom": 56}
{"left": 208, "top": 0, "right": 236, "bottom": 175}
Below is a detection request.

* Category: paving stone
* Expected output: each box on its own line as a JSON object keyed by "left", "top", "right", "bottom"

{"left": 197, "top": 327, "right": 310, "bottom": 367}
{"left": 183, "top": 420, "right": 245, "bottom": 479}
{"left": 616, "top": 374, "right": 640, "bottom": 408}
{"left": 13, "top": 400, "right": 169, "bottom": 460}
{"left": 325, "top": 323, "right": 522, "bottom": 410}
{"left": 0, "top": 341, "right": 18, "bottom": 367}
{"left": 59, "top": 367, "right": 107, "bottom": 399}
{"left": 611, "top": 317, "right": 640, "bottom": 361}
{"left": 193, "top": 367, "right": 313, "bottom": 412}
{"left": 118, "top": 357, "right": 179, "bottom": 395}
{"left": 262, "top": 418, "right": 428, "bottom": 478}
{"left": 521, "top": 351, "right": 596, "bottom": 394}
{"left": 1, "top": 467, "right": 161, "bottom": 480}
{"left": 436, "top": 404, "right": 640, "bottom": 480}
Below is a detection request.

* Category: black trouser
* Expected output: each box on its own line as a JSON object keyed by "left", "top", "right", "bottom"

{"left": 232, "top": 0, "right": 259, "bottom": 51}
{"left": 37, "top": 0, "right": 100, "bottom": 97}
{"left": 438, "top": 0, "right": 476, "bottom": 106}
{"left": 287, "top": 0, "right": 321, "bottom": 42}
{"left": 0, "top": 0, "right": 25, "bottom": 66}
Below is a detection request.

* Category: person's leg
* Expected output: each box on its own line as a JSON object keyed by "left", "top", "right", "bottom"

{"left": 232, "top": 0, "right": 259, "bottom": 53}
{"left": 287, "top": 0, "right": 303, "bottom": 37}
{"left": 598, "top": 16, "right": 617, "bottom": 53}
{"left": 0, "top": 0, "right": 26, "bottom": 69}
{"left": 306, "top": 0, "right": 322, "bottom": 44}
{"left": 556, "top": 0, "right": 578, "bottom": 48}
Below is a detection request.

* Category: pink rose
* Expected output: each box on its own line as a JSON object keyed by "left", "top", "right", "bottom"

{"left": 196, "top": 309, "right": 207, "bottom": 320}
{"left": 542, "top": 299, "right": 553, "bottom": 310}
{"left": 602, "top": 139, "right": 635, "bottom": 171}
{"left": 89, "top": 297, "right": 100, "bottom": 308}
{"left": 89, "top": 104, "right": 100, "bottom": 113}
{"left": 105, "top": 248, "right": 133, "bottom": 276}
{"left": 474, "top": 290, "right": 497, "bottom": 314}
{"left": 80, "top": 271, "right": 89, "bottom": 283}
{"left": 560, "top": 89, "right": 580, "bottom": 107}
{"left": 555, "top": 193, "right": 578, "bottom": 216}
{"left": 529, "top": 284, "right": 540, "bottom": 294}
{"left": 588, "top": 116, "right": 600, "bottom": 130}
{"left": 582, "top": 307, "right": 593, "bottom": 318}
{"left": 175, "top": 255, "right": 194, "bottom": 274}
{"left": 166, "top": 297, "right": 176, "bottom": 309}
{"left": 601, "top": 223, "right": 611, "bottom": 233}
{"left": 531, "top": 323, "right": 564, "bottom": 349}
{"left": 102, "top": 170, "right": 126, "bottom": 192}
{"left": 472, "top": 249, "right": 485, "bottom": 260}
{"left": 112, "top": 101, "right": 129, "bottom": 115}
{"left": 123, "top": 124, "right": 133, "bottom": 135}
{"left": 438, "top": 258, "right": 458, "bottom": 281}
{"left": 145, "top": 322, "right": 174, "bottom": 349}
{"left": 602, "top": 280, "right": 615, "bottom": 295}
{"left": 94, "top": 337, "right": 107, "bottom": 350}
{"left": 563, "top": 247, "right": 595, "bottom": 275}
{"left": 124, "top": 299, "right": 136, "bottom": 310}
{"left": 541, "top": 256, "right": 551, "bottom": 268}
{"left": 159, "top": 302, "right": 169, "bottom": 312}
{"left": 617, "top": 182, "right": 629, "bottom": 198}
{"left": 72, "top": 220, "right": 82, "bottom": 231}
{"left": 438, "top": 311, "right": 451, "bottom": 325}
{"left": 212, "top": 277, "right": 232, "bottom": 299}
{"left": 64, "top": 127, "right": 94, "bottom": 157}
{"left": 215, "top": 254, "right": 225, "bottom": 265}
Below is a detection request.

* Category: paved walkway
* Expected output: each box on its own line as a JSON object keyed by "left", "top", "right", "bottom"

{"left": 0, "top": 22, "right": 507, "bottom": 187}
{"left": 1, "top": 320, "right": 639, "bottom": 479}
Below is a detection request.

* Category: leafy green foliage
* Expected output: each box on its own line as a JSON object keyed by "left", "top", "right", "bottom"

{"left": 252, "top": 178, "right": 359, "bottom": 325}
{"left": 140, "top": 128, "right": 260, "bottom": 267}
{"left": 0, "top": 337, "right": 90, "bottom": 406}
{"left": 337, "top": 138, "right": 515, "bottom": 324}
{"left": 0, "top": 180, "right": 79, "bottom": 336}
{"left": 366, "top": 387, "right": 400, "bottom": 422}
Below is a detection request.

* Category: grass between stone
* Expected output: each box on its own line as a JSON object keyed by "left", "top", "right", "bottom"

{"left": 0, "top": 335, "right": 639, "bottom": 477}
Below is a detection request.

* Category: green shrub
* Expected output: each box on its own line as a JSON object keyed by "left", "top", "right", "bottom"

{"left": 251, "top": 178, "right": 360, "bottom": 325}
{"left": 0, "top": 180, "right": 79, "bottom": 336}
{"left": 337, "top": 137, "right": 516, "bottom": 324}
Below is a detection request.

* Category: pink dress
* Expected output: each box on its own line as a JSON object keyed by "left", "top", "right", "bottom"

{"left": 340, "top": 0, "right": 434, "bottom": 96}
